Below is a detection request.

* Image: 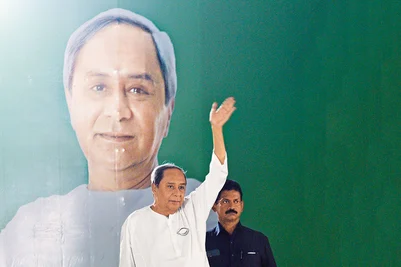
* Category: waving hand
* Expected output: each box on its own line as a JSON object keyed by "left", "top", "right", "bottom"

{"left": 209, "top": 97, "right": 236, "bottom": 128}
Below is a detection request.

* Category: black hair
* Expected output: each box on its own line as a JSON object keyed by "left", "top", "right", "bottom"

{"left": 215, "top": 179, "right": 243, "bottom": 203}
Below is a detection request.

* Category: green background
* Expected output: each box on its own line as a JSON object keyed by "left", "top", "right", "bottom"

{"left": 0, "top": 0, "right": 400, "bottom": 266}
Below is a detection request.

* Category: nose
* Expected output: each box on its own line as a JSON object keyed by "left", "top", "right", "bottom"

{"left": 104, "top": 89, "right": 132, "bottom": 122}
{"left": 228, "top": 201, "right": 237, "bottom": 209}
{"left": 173, "top": 188, "right": 182, "bottom": 197}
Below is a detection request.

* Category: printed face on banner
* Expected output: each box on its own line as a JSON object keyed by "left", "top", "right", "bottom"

{"left": 66, "top": 24, "right": 173, "bottom": 177}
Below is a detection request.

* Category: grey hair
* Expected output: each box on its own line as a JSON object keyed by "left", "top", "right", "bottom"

{"left": 151, "top": 163, "right": 187, "bottom": 187}
{"left": 63, "top": 8, "right": 177, "bottom": 104}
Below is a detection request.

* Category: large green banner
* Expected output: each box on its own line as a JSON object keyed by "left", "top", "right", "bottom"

{"left": 1, "top": 1, "right": 400, "bottom": 266}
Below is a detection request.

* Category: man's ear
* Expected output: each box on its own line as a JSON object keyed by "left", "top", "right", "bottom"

{"left": 151, "top": 183, "right": 157, "bottom": 194}
{"left": 163, "top": 99, "right": 175, "bottom": 138}
{"left": 212, "top": 203, "right": 217, "bottom": 212}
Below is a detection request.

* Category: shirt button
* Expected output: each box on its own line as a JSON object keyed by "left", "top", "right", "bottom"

{"left": 231, "top": 254, "right": 234, "bottom": 257}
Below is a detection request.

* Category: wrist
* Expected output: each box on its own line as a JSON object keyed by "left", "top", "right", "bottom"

{"left": 211, "top": 125, "right": 223, "bottom": 131}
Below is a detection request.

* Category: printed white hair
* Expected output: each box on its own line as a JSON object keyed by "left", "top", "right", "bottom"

{"left": 63, "top": 8, "right": 177, "bottom": 104}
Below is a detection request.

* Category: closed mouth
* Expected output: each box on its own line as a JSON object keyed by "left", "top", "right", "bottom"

{"left": 97, "top": 133, "right": 135, "bottom": 142}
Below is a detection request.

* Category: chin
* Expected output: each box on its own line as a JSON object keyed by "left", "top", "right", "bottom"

{"left": 169, "top": 203, "right": 182, "bottom": 210}
{"left": 168, "top": 208, "right": 179, "bottom": 214}
{"left": 89, "top": 160, "right": 132, "bottom": 173}
{"left": 225, "top": 216, "right": 238, "bottom": 221}
{"left": 90, "top": 151, "right": 140, "bottom": 169}
{"left": 106, "top": 159, "right": 132, "bottom": 170}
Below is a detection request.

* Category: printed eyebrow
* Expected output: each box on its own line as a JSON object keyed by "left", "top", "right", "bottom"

{"left": 85, "top": 71, "right": 155, "bottom": 83}
{"left": 126, "top": 73, "right": 154, "bottom": 83}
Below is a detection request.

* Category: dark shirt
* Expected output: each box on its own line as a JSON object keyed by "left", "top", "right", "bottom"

{"left": 206, "top": 222, "right": 276, "bottom": 267}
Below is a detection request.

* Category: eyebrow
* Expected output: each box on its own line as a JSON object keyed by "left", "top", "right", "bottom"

{"left": 166, "top": 182, "right": 187, "bottom": 185}
{"left": 85, "top": 71, "right": 155, "bottom": 83}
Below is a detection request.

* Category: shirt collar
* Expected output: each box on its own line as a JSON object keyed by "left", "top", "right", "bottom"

{"left": 215, "top": 221, "right": 243, "bottom": 236}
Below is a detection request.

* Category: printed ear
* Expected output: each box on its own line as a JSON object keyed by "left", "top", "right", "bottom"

{"left": 64, "top": 87, "right": 75, "bottom": 130}
{"left": 163, "top": 99, "right": 175, "bottom": 137}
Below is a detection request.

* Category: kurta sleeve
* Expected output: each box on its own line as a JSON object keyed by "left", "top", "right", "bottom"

{"left": 186, "top": 151, "right": 228, "bottom": 222}
{"left": 119, "top": 220, "right": 136, "bottom": 267}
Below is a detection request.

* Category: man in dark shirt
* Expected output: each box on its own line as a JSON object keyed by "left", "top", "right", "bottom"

{"left": 206, "top": 180, "right": 276, "bottom": 267}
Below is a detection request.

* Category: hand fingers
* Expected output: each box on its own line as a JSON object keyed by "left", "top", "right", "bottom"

{"left": 224, "top": 106, "right": 236, "bottom": 119}
{"left": 218, "top": 97, "right": 236, "bottom": 113}
{"left": 210, "top": 102, "right": 218, "bottom": 113}
{"left": 220, "top": 97, "right": 236, "bottom": 110}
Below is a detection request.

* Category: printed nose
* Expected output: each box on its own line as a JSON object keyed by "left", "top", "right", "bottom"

{"left": 105, "top": 90, "right": 133, "bottom": 121}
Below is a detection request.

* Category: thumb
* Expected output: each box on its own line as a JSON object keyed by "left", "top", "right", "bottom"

{"left": 210, "top": 102, "right": 218, "bottom": 113}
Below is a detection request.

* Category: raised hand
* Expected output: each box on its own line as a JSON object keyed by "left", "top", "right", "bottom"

{"left": 209, "top": 97, "right": 236, "bottom": 128}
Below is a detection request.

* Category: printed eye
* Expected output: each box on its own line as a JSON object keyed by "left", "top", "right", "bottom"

{"left": 223, "top": 199, "right": 229, "bottom": 204}
{"left": 179, "top": 185, "right": 186, "bottom": 191}
{"left": 91, "top": 84, "right": 106, "bottom": 92}
{"left": 234, "top": 200, "right": 239, "bottom": 204}
{"left": 167, "top": 185, "right": 174, "bottom": 189}
{"left": 128, "top": 87, "right": 149, "bottom": 95}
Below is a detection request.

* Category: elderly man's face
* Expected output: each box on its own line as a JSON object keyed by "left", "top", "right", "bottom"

{"left": 152, "top": 168, "right": 186, "bottom": 215}
{"left": 66, "top": 24, "right": 172, "bottom": 172}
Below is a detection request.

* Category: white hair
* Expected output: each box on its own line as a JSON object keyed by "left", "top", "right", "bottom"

{"left": 63, "top": 8, "right": 177, "bottom": 104}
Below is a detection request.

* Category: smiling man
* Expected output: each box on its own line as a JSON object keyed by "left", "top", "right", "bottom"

{"left": 119, "top": 97, "right": 236, "bottom": 267}
{"left": 0, "top": 8, "right": 218, "bottom": 267}
{"left": 65, "top": 21, "right": 172, "bottom": 191}
{"left": 206, "top": 180, "right": 277, "bottom": 267}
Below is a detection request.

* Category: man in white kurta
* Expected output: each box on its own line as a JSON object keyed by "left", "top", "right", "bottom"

{"left": 119, "top": 96, "right": 237, "bottom": 267}
{"left": 0, "top": 179, "right": 215, "bottom": 267}
{"left": 120, "top": 153, "right": 227, "bottom": 267}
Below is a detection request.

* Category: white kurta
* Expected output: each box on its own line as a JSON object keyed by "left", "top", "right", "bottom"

{"left": 0, "top": 178, "right": 217, "bottom": 267}
{"left": 119, "top": 153, "right": 228, "bottom": 267}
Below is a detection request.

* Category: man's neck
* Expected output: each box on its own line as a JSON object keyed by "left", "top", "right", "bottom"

{"left": 150, "top": 204, "right": 171, "bottom": 217}
{"left": 221, "top": 220, "right": 240, "bottom": 235}
{"left": 87, "top": 161, "right": 156, "bottom": 191}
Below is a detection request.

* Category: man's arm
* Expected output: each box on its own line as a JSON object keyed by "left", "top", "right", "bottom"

{"left": 210, "top": 97, "right": 236, "bottom": 164}
{"left": 185, "top": 97, "right": 236, "bottom": 220}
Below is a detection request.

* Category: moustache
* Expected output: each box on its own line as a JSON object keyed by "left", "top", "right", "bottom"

{"left": 225, "top": 209, "right": 237, "bottom": 215}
